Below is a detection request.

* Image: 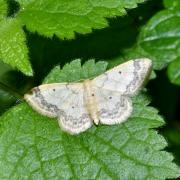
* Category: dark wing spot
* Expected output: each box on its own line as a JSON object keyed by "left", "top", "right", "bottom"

{"left": 118, "top": 71, "right": 122, "bottom": 74}
{"left": 109, "top": 96, "right": 112, "bottom": 99}
{"left": 72, "top": 106, "right": 75, "bottom": 109}
{"left": 53, "top": 89, "right": 55, "bottom": 92}
{"left": 92, "top": 93, "right": 94, "bottom": 96}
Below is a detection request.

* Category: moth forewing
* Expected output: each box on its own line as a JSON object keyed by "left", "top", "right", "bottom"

{"left": 92, "top": 58, "right": 152, "bottom": 96}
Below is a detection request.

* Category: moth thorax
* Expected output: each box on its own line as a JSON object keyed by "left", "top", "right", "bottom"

{"left": 83, "top": 80, "right": 99, "bottom": 125}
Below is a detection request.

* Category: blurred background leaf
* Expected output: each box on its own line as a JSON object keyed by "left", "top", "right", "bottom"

{"left": 0, "top": 0, "right": 7, "bottom": 21}
{"left": 163, "top": 0, "right": 180, "bottom": 10}
{"left": 138, "top": 7, "right": 180, "bottom": 70}
{"left": 16, "top": 0, "right": 146, "bottom": 39}
{"left": 167, "top": 58, "right": 180, "bottom": 85}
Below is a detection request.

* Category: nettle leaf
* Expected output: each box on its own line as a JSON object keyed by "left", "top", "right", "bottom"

{"left": 138, "top": 7, "right": 180, "bottom": 70}
{"left": 44, "top": 59, "right": 108, "bottom": 83}
{"left": 0, "top": 18, "right": 33, "bottom": 76}
{"left": 0, "top": 59, "right": 180, "bottom": 179}
{"left": 0, "top": 0, "right": 7, "bottom": 21}
{"left": 16, "top": 0, "right": 146, "bottom": 39}
{"left": 167, "top": 57, "right": 180, "bottom": 85}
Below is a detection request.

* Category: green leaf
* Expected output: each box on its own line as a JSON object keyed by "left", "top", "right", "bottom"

{"left": 163, "top": 0, "right": 180, "bottom": 10}
{"left": 0, "top": 0, "right": 7, "bottom": 21}
{"left": 138, "top": 8, "right": 180, "bottom": 70}
{"left": 167, "top": 57, "right": 180, "bottom": 85}
{"left": 44, "top": 59, "right": 108, "bottom": 83}
{"left": 137, "top": 2, "right": 180, "bottom": 86}
{"left": 0, "top": 18, "right": 33, "bottom": 76}
{"left": 0, "top": 59, "right": 180, "bottom": 179}
{"left": 16, "top": 0, "right": 146, "bottom": 39}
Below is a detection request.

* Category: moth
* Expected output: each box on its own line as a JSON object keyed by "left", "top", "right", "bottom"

{"left": 24, "top": 58, "right": 152, "bottom": 135}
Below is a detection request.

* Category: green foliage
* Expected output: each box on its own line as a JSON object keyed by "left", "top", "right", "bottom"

{"left": 0, "top": 89, "right": 16, "bottom": 115}
{"left": 0, "top": 59, "right": 180, "bottom": 179}
{"left": 163, "top": 128, "right": 180, "bottom": 166}
{"left": 44, "top": 59, "right": 108, "bottom": 83}
{"left": 138, "top": 8, "right": 180, "bottom": 70}
{"left": 0, "top": 62, "right": 15, "bottom": 114}
{"left": 110, "top": 0, "right": 180, "bottom": 85}
{"left": 167, "top": 58, "right": 180, "bottom": 85}
{"left": 0, "top": 0, "right": 7, "bottom": 21}
{"left": 0, "top": 0, "right": 180, "bottom": 179}
{"left": 137, "top": 0, "right": 180, "bottom": 84}
{"left": 0, "top": 18, "right": 33, "bottom": 76}
{"left": 0, "top": 0, "right": 147, "bottom": 75}
{"left": 16, "top": 0, "right": 145, "bottom": 39}
{"left": 163, "top": 0, "right": 180, "bottom": 10}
